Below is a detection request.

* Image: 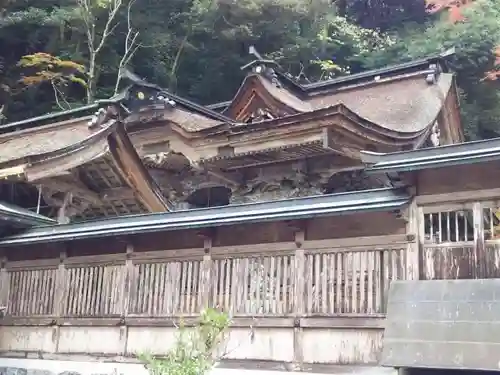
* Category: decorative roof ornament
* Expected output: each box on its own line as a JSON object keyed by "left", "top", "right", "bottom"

{"left": 87, "top": 105, "right": 119, "bottom": 129}
{"left": 241, "top": 46, "right": 283, "bottom": 88}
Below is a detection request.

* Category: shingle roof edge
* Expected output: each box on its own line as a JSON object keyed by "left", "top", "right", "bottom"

{"left": 0, "top": 187, "right": 410, "bottom": 246}
{"left": 361, "top": 137, "right": 500, "bottom": 173}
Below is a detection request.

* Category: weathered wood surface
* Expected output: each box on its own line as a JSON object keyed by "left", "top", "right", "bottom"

{"left": 0, "top": 234, "right": 407, "bottom": 366}
{"left": 420, "top": 199, "right": 500, "bottom": 280}
{"left": 0, "top": 236, "right": 408, "bottom": 321}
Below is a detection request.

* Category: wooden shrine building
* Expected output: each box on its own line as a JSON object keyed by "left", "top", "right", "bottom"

{"left": 0, "top": 51, "right": 495, "bottom": 370}
{"left": 0, "top": 49, "right": 461, "bottom": 221}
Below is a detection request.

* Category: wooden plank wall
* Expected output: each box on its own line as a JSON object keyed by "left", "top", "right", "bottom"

{"left": 418, "top": 197, "right": 500, "bottom": 280}
{"left": 0, "top": 235, "right": 410, "bottom": 323}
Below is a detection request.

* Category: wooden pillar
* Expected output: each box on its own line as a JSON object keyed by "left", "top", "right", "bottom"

{"left": 201, "top": 236, "right": 213, "bottom": 309}
{"left": 120, "top": 242, "right": 134, "bottom": 355}
{"left": 54, "top": 250, "right": 67, "bottom": 318}
{"left": 0, "top": 256, "right": 9, "bottom": 314}
{"left": 53, "top": 249, "right": 67, "bottom": 353}
{"left": 293, "top": 228, "right": 305, "bottom": 371}
{"left": 473, "top": 201, "right": 485, "bottom": 278}
{"left": 122, "top": 242, "right": 134, "bottom": 317}
{"left": 405, "top": 198, "right": 420, "bottom": 281}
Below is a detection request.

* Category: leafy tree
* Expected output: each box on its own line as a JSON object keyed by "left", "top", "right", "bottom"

{"left": 17, "top": 52, "right": 86, "bottom": 109}
{"left": 334, "top": 0, "right": 428, "bottom": 31}
{"left": 360, "top": 0, "right": 500, "bottom": 139}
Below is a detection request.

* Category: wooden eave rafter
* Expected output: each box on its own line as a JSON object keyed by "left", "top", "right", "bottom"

{"left": 0, "top": 120, "right": 116, "bottom": 181}
{"left": 108, "top": 122, "right": 174, "bottom": 212}
{"left": 125, "top": 103, "right": 436, "bottom": 170}
{"left": 195, "top": 106, "right": 434, "bottom": 169}
{"left": 0, "top": 119, "right": 172, "bottom": 214}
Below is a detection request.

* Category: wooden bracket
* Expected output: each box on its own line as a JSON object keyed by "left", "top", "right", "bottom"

{"left": 285, "top": 219, "right": 306, "bottom": 233}
{"left": 196, "top": 227, "right": 215, "bottom": 241}
{"left": 393, "top": 208, "right": 409, "bottom": 223}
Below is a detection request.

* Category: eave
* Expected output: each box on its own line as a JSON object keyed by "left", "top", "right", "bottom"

{"left": 124, "top": 103, "right": 435, "bottom": 171}
{"left": 198, "top": 104, "right": 433, "bottom": 165}
{"left": 0, "top": 104, "right": 99, "bottom": 134}
{"left": 222, "top": 74, "right": 309, "bottom": 120}
{"left": 0, "top": 119, "right": 172, "bottom": 215}
{"left": 0, "top": 201, "right": 56, "bottom": 227}
{"left": 0, "top": 187, "right": 410, "bottom": 246}
{"left": 361, "top": 137, "right": 500, "bottom": 173}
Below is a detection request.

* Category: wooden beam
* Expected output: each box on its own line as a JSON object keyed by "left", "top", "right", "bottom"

{"left": 322, "top": 128, "right": 362, "bottom": 159}
{"left": 0, "top": 165, "right": 27, "bottom": 180}
{"left": 205, "top": 168, "right": 242, "bottom": 188}
{"left": 0, "top": 315, "right": 386, "bottom": 329}
{"left": 40, "top": 177, "right": 101, "bottom": 205}
{"left": 99, "top": 187, "right": 136, "bottom": 201}
{"left": 416, "top": 188, "right": 500, "bottom": 205}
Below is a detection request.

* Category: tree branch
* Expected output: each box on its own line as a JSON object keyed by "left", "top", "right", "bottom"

{"left": 51, "top": 80, "right": 71, "bottom": 111}
{"left": 94, "top": 0, "right": 122, "bottom": 54}
{"left": 114, "top": 0, "right": 141, "bottom": 94}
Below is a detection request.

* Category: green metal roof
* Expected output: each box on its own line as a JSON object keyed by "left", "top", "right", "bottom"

{"left": 361, "top": 137, "right": 500, "bottom": 174}
{"left": 0, "top": 187, "right": 410, "bottom": 246}
{"left": 0, "top": 201, "right": 56, "bottom": 227}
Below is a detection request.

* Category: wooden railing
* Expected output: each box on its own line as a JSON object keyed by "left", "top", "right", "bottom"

{"left": 420, "top": 200, "right": 500, "bottom": 280}
{"left": 0, "top": 238, "right": 409, "bottom": 320}
{"left": 304, "top": 248, "right": 405, "bottom": 315}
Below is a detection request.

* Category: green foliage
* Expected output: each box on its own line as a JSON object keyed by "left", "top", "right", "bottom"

{"left": 139, "top": 309, "right": 230, "bottom": 375}
{"left": 361, "top": 0, "right": 500, "bottom": 139}
{"left": 0, "top": 0, "right": 498, "bottom": 138}
{"left": 333, "top": 0, "right": 429, "bottom": 31}
{"left": 18, "top": 52, "right": 86, "bottom": 87}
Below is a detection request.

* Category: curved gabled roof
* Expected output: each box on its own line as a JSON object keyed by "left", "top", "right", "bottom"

{"left": 222, "top": 74, "right": 311, "bottom": 120}
{"left": 0, "top": 116, "right": 172, "bottom": 213}
{"left": 308, "top": 73, "right": 453, "bottom": 134}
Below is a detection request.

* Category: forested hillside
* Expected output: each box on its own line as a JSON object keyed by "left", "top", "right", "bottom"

{"left": 0, "top": 0, "right": 498, "bottom": 139}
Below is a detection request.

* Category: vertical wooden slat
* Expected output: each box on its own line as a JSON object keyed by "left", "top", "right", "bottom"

{"left": 223, "top": 259, "right": 231, "bottom": 312}
{"left": 360, "top": 251, "right": 367, "bottom": 313}
{"left": 328, "top": 254, "right": 334, "bottom": 314}
{"left": 164, "top": 263, "right": 172, "bottom": 315}
{"left": 242, "top": 258, "right": 250, "bottom": 313}
{"left": 185, "top": 261, "right": 193, "bottom": 314}
{"left": 367, "top": 251, "right": 374, "bottom": 314}
{"left": 158, "top": 262, "right": 166, "bottom": 315}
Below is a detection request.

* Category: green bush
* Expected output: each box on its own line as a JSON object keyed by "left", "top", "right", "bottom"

{"left": 139, "top": 308, "right": 231, "bottom": 375}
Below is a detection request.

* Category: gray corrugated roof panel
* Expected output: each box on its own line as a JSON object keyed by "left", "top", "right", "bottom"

{"left": 361, "top": 137, "right": 500, "bottom": 173}
{"left": 0, "top": 187, "right": 410, "bottom": 246}
{"left": 0, "top": 201, "right": 56, "bottom": 227}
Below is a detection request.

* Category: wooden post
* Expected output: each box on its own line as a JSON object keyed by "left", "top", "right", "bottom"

{"left": 201, "top": 236, "right": 213, "bottom": 309}
{"left": 120, "top": 242, "right": 134, "bottom": 355}
{"left": 54, "top": 250, "right": 67, "bottom": 318}
{"left": 122, "top": 243, "right": 134, "bottom": 317}
{"left": 405, "top": 199, "right": 420, "bottom": 281}
{"left": 0, "top": 256, "right": 9, "bottom": 314}
{"left": 293, "top": 228, "right": 305, "bottom": 371}
{"left": 473, "top": 201, "right": 485, "bottom": 278}
{"left": 53, "top": 249, "right": 67, "bottom": 353}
